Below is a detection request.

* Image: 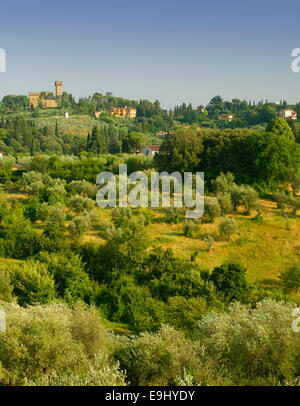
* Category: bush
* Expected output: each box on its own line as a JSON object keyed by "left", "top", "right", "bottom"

{"left": 211, "top": 172, "right": 235, "bottom": 195}
{"left": 0, "top": 302, "right": 124, "bottom": 386}
{"left": 203, "top": 234, "right": 214, "bottom": 251}
{"left": 231, "top": 184, "right": 243, "bottom": 211}
{"left": 67, "top": 180, "right": 98, "bottom": 199}
{"left": 203, "top": 198, "right": 221, "bottom": 223}
{"left": 219, "top": 218, "right": 238, "bottom": 240}
{"left": 68, "top": 214, "right": 91, "bottom": 237}
{"left": 231, "top": 185, "right": 258, "bottom": 213}
{"left": 48, "top": 203, "right": 66, "bottom": 226}
{"left": 166, "top": 208, "right": 184, "bottom": 224}
{"left": 35, "top": 252, "right": 93, "bottom": 303}
{"left": 0, "top": 208, "right": 40, "bottom": 259}
{"left": 111, "top": 207, "right": 132, "bottom": 228}
{"left": 0, "top": 269, "right": 13, "bottom": 302}
{"left": 25, "top": 351, "right": 126, "bottom": 386}
{"left": 239, "top": 185, "right": 258, "bottom": 213}
{"left": 273, "top": 191, "right": 288, "bottom": 209}
{"left": 113, "top": 325, "right": 201, "bottom": 386}
{"left": 196, "top": 300, "right": 300, "bottom": 385}
{"left": 217, "top": 192, "right": 233, "bottom": 215}
{"left": 166, "top": 296, "right": 207, "bottom": 333}
{"left": 279, "top": 265, "right": 300, "bottom": 293}
{"left": 183, "top": 220, "right": 199, "bottom": 238}
{"left": 36, "top": 202, "right": 52, "bottom": 222}
{"left": 287, "top": 196, "right": 300, "bottom": 215}
{"left": 24, "top": 196, "right": 41, "bottom": 222}
{"left": 140, "top": 248, "right": 214, "bottom": 301}
{"left": 210, "top": 262, "right": 249, "bottom": 302}
{"left": 3, "top": 261, "right": 55, "bottom": 306}
{"left": 69, "top": 196, "right": 95, "bottom": 214}
{"left": 40, "top": 223, "right": 69, "bottom": 253}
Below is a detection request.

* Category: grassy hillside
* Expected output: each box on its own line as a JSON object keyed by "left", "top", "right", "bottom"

{"left": 35, "top": 114, "right": 100, "bottom": 136}
{"left": 4, "top": 184, "right": 299, "bottom": 287}
{"left": 78, "top": 200, "right": 300, "bottom": 288}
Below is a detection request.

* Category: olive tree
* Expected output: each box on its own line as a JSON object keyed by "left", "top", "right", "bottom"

{"left": 219, "top": 218, "right": 238, "bottom": 240}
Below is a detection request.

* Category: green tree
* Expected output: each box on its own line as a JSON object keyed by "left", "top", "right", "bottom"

{"left": 0, "top": 269, "right": 13, "bottom": 302}
{"left": 154, "top": 129, "right": 203, "bottom": 173}
{"left": 6, "top": 261, "right": 55, "bottom": 306}
{"left": 210, "top": 262, "right": 249, "bottom": 302}
{"left": 266, "top": 117, "right": 294, "bottom": 139}
{"left": 203, "top": 198, "right": 221, "bottom": 222}
{"left": 36, "top": 252, "right": 93, "bottom": 303}
{"left": 219, "top": 218, "right": 238, "bottom": 240}
{"left": 279, "top": 265, "right": 300, "bottom": 292}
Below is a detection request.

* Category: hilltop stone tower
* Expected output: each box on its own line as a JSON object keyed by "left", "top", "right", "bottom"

{"left": 55, "top": 81, "right": 63, "bottom": 97}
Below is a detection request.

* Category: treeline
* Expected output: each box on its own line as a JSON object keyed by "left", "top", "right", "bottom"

{"left": 173, "top": 95, "right": 300, "bottom": 128}
{"left": 0, "top": 117, "right": 162, "bottom": 156}
{"left": 3, "top": 90, "right": 300, "bottom": 130}
{"left": 155, "top": 117, "right": 300, "bottom": 191}
{"left": 0, "top": 118, "right": 87, "bottom": 155}
{"left": 18, "top": 154, "right": 152, "bottom": 182}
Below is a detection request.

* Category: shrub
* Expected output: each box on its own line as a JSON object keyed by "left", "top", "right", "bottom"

{"left": 203, "top": 198, "right": 221, "bottom": 223}
{"left": 67, "top": 180, "right": 98, "bottom": 199}
{"left": 0, "top": 302, "right": 122, "bottom": 386}
{"left": 239, "top": 185, "right": 258, "bottom": 213}
{"left": 183, "top": 220, "right": 199, "bottom": 238}
{"left": 0, "top": 269, "right": 13, "bottom": 302}
{"left": 231, "top": 185, "right": 258, "bottom": 213}
{"left": 113, "top": 325, "right": 201, "bottom": 386}
{"left": 138, "top": 208, "right": 153, "bottom": 226}
{"left": 166, "top": 296, "right": 207, "bottom": 333}
{"left": 25, "top": 352, "right": 126, "bottom": 386}
{"left": 211, "top": 172, "right": 235, "bottom": 195}
{"left": 166, "top": 208, "right": 184, "bottom": 224}
{"left": 111, "top": 207, "right": 132, "bottom": 228}
{"left": 4, "top": 261, "right": 55, "bottom": 306}
{"left": 69, "top": 196, "right": 95, "bottom": 214}
{"left": 252, "top": 213, "right": 264, "bottom": 223}
{"left": 68, "top": 214, "right": 91, "bottom": 237}
{"left": 203, "top": 234, "right": 214, "bottom": 251}
{"left": 196, "top": 300, "right": 300, "bottom": 385}
{"left": 287, "top": 196, "right": 300, "bottom": 215}
{"left": 219, "top": 218, "right": 238, "bottom": 240}
{"left": 273, "top": 191, "right": 288, "bottom": 209}
{"left": 40, "top": 223, "right": 69, "bottom": 253}
{"left": 35, "top": 252, "right": 93, "bottom": 303}
{"left": 48, "top": 203, "right": 66, "bottom": 226}
{"left": 36, "top": 202, "right": 52, "bottom": 222}
{"left": 140, "top": 248, "right": 214, "bottom": 301}
{"left": 0, "top": 209, "right": 40, "bottom": 259}
{"left": 217, "top": 192, "right": 233, "bottom": 215}
{"left": 210, "top": 262, "right": 249, "bottom": 302}
{"left": 231, "top": 184, "right": 243, "bottom": 211}
{"left": 24, "top": 196, "right": 41, "bottom": 222}
{"left": 279, "top": 265, "right": 300, "bottom": 293}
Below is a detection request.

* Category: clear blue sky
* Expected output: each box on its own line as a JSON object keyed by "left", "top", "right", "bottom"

{"left": 1, "top": 0, "right": 300, "bottom": 108}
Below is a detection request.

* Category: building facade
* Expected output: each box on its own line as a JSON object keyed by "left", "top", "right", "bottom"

{"left": 29, "top": 81, "right": 62, "bottom": 108}
{"left": 55, "top": 81, "right": 63, "bottom": 97}
{"left": 218, "top": 113, "right": 234, "bottom": 122}
{"left": 109, "top": 105, "right": 137, "bottom": 118}
{"left": 279, "top": 108, "right": 297, "bottom": 120}
{"left": 141, "top": 145, "right": 160, "bottom": 156}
